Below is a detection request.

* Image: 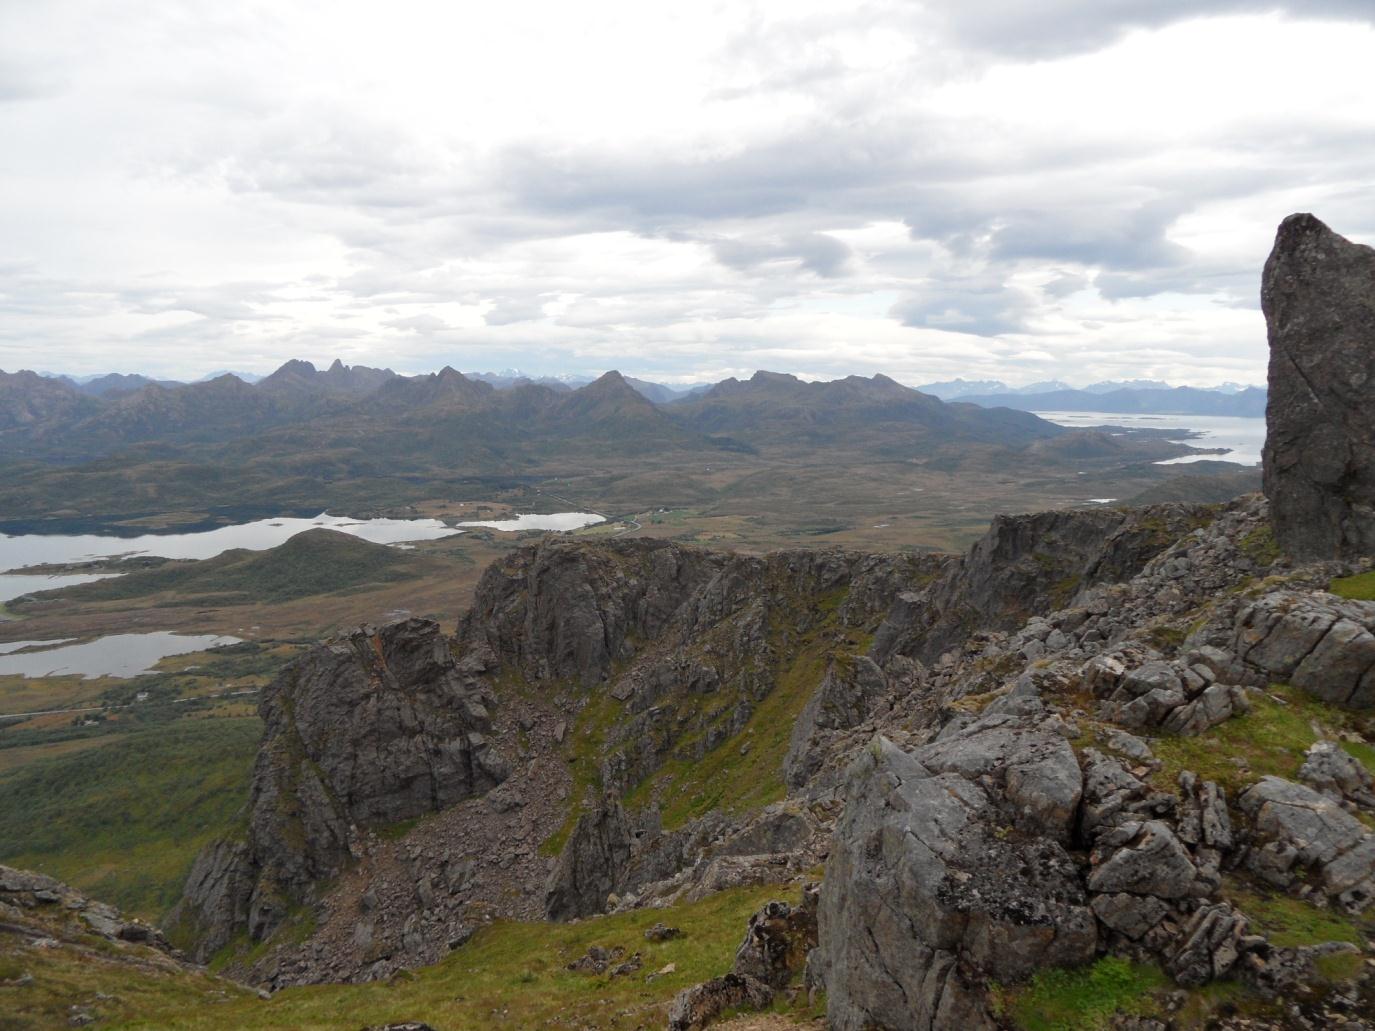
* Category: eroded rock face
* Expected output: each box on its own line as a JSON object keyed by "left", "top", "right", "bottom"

{"left": 1262, "top": 213, "right": 1375, "bottom": 560}
{"left": 175, "top": 618, "right": 507, "bottom": 957}
{"left": 872, "top": 503, "right": 1219, "bottom": 666}
{"left": 544, "top": 796, "right": 632, "bottom": 920}
{"left": 812, "top": 735, "right": 1095, "bottom": 1031}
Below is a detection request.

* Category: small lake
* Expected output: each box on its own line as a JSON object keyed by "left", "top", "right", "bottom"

{"left": 0, "top": 573, "right": 121, "bottom": 604}
{"left": 0, "top": 632, "right": 241, "bottom": 679}
{"left": 0, "top": 513, "right": 460, "bottom": 572}
{"left": 1034, "top": 412, "right": 1265, "bottom": 466}
{"left": 455, "top": 512, "right": 605, "bottom": 532}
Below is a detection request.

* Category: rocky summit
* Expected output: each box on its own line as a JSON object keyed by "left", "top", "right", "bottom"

{"left": 1263, "top": 213, "right": 1375, "bottom": 560}
{"left": 8, "top": 214, "right": 1375, "bottom": 1030}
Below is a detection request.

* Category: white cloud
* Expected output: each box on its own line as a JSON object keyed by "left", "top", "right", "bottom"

{"left": 0, "top": 1, "right": 1372, "bottom": 384}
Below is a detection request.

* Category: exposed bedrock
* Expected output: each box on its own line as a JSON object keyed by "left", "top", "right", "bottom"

{"left": 172, "top": 617, "right": 506, "bottom": 959}
{"left": 1262, "top": 213, "right": 1375, "bottom": 560}
{"left": 1234, "top": 589, "right": 1375, "bottom": 708}
{"left": 811, "top": 720, "right": 1096, "bottom": 1031}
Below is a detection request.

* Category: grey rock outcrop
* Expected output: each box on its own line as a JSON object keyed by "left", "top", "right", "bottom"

{"left": 1299, "top": 740, "right": 1375, "bottom": 809}
{"left": 1, "top": 864, "right": 170, "bottom": 953}
{"left": 873, "top": 503, "right": 1220, "bottom": 666}
{"left": 1261, "top": 213, "right": 1375, "bottom": 560}
{"left": 175, "top": 617, "right": 507, "bottom": 956}
{"left": 811, "top": 736, "right": 1095, "bottom": 1031}
{"left": 1234, "top": 590, "right": 1375, "bottom": 708}
{"left": 1239, "top": 776, "right": 1375, "bottom": 910}
{"left": 784, "top": 656, "right": 888, "bottom": 788}
{"left": 544, "top": 795, "right": 632, "bottom": 920}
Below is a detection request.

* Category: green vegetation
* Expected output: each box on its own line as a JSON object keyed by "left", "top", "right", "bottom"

{"left": 5, "top": 883, "right": 801, "bottom": 1030}
{"left": 626, "top": 639, "right": 829, "bottom": 829}
{"left": 1226, "top": 881, "right": 1366, "bottom": 949}
{"left": 622, "top": 585, "right": 869, "bottom": 832}
{"left": 1331, "top": 569, "right": 1375, "bottom": 601}
{"left": 1239, "top": 524, "right": 1282, "bottom": 566}
{"left": 539, "top": 680, "right": 623, "bottom": 857}
{"left": 1001, "top": 956, "right": 1168, "bottom": 1031}
{"left": 23, "top": 529, "right": 427, "bottom": 609}
{"left": 0, "top": 716, "right": 260, "bottom": 919}
{"left": 1150, "top": 684, "right": 1373, "bottom": 796}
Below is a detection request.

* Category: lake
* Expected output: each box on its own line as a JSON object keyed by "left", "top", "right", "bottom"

{"left": 0, "top": 512, "right": 459, "bottom": 571}
{"left": 0, "top": 510, "right": 609, "bottom": 572}
{"left": 455, "top": 512, "right": 605, "bottom": 531}
{"left": 1034, "top": 411, "right": 1265, "bottom": 466}
{"left": 0, "top": 632, "right": 241, "bottom": 679}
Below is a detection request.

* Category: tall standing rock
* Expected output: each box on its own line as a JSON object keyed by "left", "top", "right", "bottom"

{"left": 1261, "top": 213, "right": 1375, "bottom": 559}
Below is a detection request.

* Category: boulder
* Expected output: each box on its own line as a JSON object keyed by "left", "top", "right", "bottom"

{"left": 666, "top": 973, "right": 774, "bottom": 1031}
{"left": 1299, "top": 740, "right": 1375, "bottom": 809}
{"left": 1239, "top": 776, "right": 1375, "bottom": 909}
{"left": 915, "top": 710, "right": 1084, "bottom": 840}
{"left": 1087, "top": 820, "right": 1201, "bottom": 899}
{"left": 732, "top": 887, "right": 818, "bottom": 989}
{"left": 811, "top": 738, "right": 1095, "bottom": 1031}
{"left": 1261, "top": 213, "right": 1375, "bottom": 560}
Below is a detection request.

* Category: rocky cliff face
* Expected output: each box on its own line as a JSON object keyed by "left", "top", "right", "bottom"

{"left": 171, "top": 617, "right": 506, "bottom": 960}
{"left": 1263, "top": 213, "right": 1375, "bottom": 559}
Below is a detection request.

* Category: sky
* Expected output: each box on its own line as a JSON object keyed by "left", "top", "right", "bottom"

{"left": 1, "top": 1, "right": 1373, "bottom": 387}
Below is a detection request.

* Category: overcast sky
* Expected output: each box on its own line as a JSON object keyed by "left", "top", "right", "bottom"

{"left": 2, "top": 1, "right": 1372, "bottom": 386}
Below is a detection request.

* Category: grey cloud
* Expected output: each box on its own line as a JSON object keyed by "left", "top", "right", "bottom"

{"left": 1042, "top": 271, "right": 1091, "bottom": 298}
{"left": 889, "top": 275, "right": 1035, "bottom": 336}
{"left": 710, "top": 232, "right": 852, "bottom": 277}
{"left": 936, "top": 1, "right": 1375, "bottom": 59}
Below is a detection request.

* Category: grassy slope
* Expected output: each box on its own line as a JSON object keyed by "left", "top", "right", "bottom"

{"left": 0, "top": 716, "right": 260, "bottom": 920}
{"left": 2, "top": 884, "right": 813, "bottom": 1031}
{"left": 23, "top": 528, "right": 428, "bottom": 607}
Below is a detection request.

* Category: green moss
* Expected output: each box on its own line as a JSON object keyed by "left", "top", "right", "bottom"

{"left": 1150, "top": 685, "right": 1360, "bottom": 797}
{"left": 539, "top": 682, "right": 624, "bottom": 857}
{"left": 1239, "top": 525, "right": 1282, "bottom": 566}
{"left": 1226, "top": 881, "right": 1366, "bottom": 948}
{"left": 1331, "top": 570, "right": 1375, "bottom": 601}
{"left": 628, "top": 639, "right": 830, "bottom": 829}
{"left": 1314, "top": 951, "right": 1366, "bottom": 983}
{"left": 1341, "top": 739, "right": 1375, "bottom": 776}
{"left": 1004, "top": 956, "right": 1168, "bottom": 1031}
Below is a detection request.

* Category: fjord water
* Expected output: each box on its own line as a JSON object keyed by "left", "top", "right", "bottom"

{"left": 0, "top": 511, "right": 609, "bottom": 572}
{"left": 455, "top": 512, "right": 605, "bottom": 531}
{"left": 1033, "top": 411, "right": 1266, "bottom": 466}
{"left": 0, "top": 632, "right": 241, "bottom": 679}
{"left": 0, "top": 513, "right": 459, "bottom": 571}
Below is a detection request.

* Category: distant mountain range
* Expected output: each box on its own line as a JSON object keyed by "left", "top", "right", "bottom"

{"left": 916, "top": 377, "right": 1261, "bottom": 400}
{"left": 953, "top": 385, "right": 1267, "bottom": 417}
{"left": 0, "top": 360, "right": 1098, "bottom": 522}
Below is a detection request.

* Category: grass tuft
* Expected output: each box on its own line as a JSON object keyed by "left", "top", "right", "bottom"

{"left": 1331, "top": 570, "right": 1375, "bottom": 601}
{"left": 1002, "top": 956, "right": 1167, "bottom": 1031}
